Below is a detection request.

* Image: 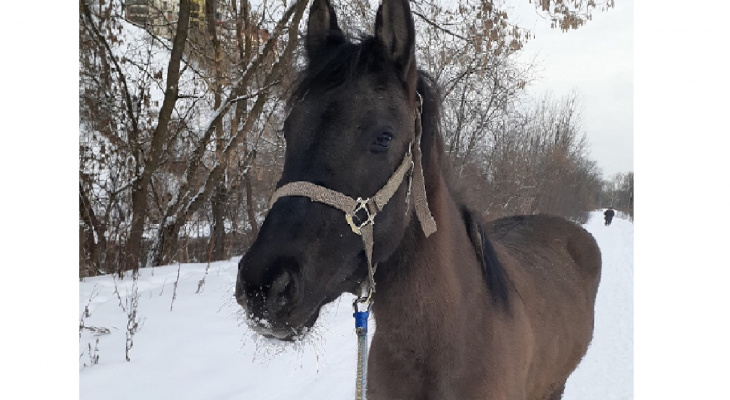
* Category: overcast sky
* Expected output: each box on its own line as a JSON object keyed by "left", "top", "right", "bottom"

{"left": 509, "top": 0, "right": 634, "bottom": 179}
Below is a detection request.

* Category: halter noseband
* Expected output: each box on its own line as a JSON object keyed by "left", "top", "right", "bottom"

{"left": 267, "top": 93, "right": 437, "bottom": 299}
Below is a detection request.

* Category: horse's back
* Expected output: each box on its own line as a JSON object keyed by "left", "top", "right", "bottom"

{"left": 484, "top": 214, "right": 602, "bottom": 399}
{"left": 485, "top": 214, "right": 601, "bottom": 301}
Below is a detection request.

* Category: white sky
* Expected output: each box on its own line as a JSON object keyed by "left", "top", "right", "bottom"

{"left": 509, "top": 0, "right": 634, "bottom": 179}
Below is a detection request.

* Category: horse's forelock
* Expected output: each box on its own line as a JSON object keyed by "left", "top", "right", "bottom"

{"left": 292, "top": 36, "right": 380, "bottom": 104}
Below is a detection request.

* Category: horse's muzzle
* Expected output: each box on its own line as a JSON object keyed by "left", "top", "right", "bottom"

{"left": 235, "top": 256, "right": 321, "bottom": 341}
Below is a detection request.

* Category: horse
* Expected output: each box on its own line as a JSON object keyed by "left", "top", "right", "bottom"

{"left": 235, "top": 0, "right": 602, "bottom": 398}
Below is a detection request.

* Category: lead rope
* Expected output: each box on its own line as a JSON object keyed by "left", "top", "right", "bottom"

{"left": 354, "top": 299, "right": 370, "bottom": 400}
{"left": 354, "top": 222, "right": 375, "bottom": 400}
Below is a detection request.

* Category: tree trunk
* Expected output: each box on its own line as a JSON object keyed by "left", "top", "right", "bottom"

{"left": 211, "top": 183, "right": 227, "bottom": 260}
{"left": 237, "top": 0, "right": 258, "bottom": 242}
{"left": 244, "top": 170, "right": 259, "bottom": 240}
{"left": 79, "top": 182, "right": 107, "bottom": 276}
{"left": 126, "top": 0, "right": 191, "bottom": 272}
{"left": 152, "top": 0, "right": 307, "bottom": 266}
{"left": 206, "top": 0, "right": 228, "bottom": 261}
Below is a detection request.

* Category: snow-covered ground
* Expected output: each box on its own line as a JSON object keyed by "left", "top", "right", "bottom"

{"left": 79, "top": 210, "right": 633, "bottom": 399}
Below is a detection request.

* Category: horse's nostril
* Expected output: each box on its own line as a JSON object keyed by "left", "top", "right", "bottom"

{"left": 269, "top": 270, "right": 295, "bottom": 310}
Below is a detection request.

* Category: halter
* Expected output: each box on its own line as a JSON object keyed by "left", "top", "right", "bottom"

{"left": 267, "top": 93, "right": 437, "bottom": 399}
{"left": 269, "top": 93, "right": 436, "bottom": 296}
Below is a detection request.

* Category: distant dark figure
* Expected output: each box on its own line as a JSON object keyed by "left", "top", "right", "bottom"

{"left": 604, "top": 207, "right": 615, "bottom": 226}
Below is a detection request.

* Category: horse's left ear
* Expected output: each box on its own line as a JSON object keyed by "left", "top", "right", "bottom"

{"left": 306, "top": 0, "right": 344, "bottom": 64}
{"left": 375, "top": 0, "right": 417, "bottom": 87}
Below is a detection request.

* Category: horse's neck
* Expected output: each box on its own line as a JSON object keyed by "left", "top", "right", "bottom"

{"left": 372, "top": 176, "right": 479, "bottom": 337}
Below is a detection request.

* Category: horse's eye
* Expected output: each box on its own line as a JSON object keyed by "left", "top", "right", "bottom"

{"left": 373, "top": 132, "right": 393, "bottom": 150}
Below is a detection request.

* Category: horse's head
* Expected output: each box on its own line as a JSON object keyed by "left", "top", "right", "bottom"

{"left": 235, "top": 0, "right": 428, "bottom": 340}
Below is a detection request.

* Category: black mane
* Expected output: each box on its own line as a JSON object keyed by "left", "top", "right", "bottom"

{"left": 462, "top": 206, "right": 511, "bottom": 311}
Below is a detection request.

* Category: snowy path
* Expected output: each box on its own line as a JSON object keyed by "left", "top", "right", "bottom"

{"left": 564, "top": 212, "right": 634, "bottom": 400}
{"left": 79, "top": 210, "right": 633, "bottom": 399}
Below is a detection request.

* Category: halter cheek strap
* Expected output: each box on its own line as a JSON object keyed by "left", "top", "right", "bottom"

{"left": 267, "top": 95, "right": 437, "bottom": 297}
{"left": 409, "top": 97, "right": 437, "bottom": 238}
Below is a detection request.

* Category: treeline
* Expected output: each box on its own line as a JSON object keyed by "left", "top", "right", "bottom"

{"left": 454, "top": 93, "right": 604, "bottom": 222}
{"left": 79, "top": 0, "right": 625, "bottom": 277}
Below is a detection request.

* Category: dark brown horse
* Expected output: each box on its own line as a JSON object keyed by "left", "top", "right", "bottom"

{"left": 235, "top": 0, "right": 602, "bottom": 398}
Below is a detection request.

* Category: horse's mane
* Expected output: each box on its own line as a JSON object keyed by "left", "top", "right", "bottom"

{"left": 292, "top": 34, "right": 511, "bottom": 311}
{"left": 418, "top": 74, "right": 511, "bottom": 311}
{"left": 461, "top": 206, "right": 511, "bottom": 310}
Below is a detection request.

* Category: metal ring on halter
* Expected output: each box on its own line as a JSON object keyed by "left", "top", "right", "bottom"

{"left": 353, "top": 289, "right": 374, "bottom": 313}
{"left": 345, "top": 197, "right": 377, "bottom": 235}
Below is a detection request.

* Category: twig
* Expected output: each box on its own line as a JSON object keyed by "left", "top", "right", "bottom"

{"left": 412, "top": 10, "right": 469, "bottom": 42}
{"left": 82, "top": 326, "right": 112, "bottom": 336}
{"left": 125, "top": 270, "right": 141, "bottom": 362}
{"left": 170, "top": 263, "right": 182, "bottom": 311}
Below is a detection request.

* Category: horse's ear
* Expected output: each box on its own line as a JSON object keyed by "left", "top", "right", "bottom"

{"left": 374, "top": 0, "right": 416, "bottom": 85}
{"left": 306, "top": 0, "right": 344, "bottom": 63}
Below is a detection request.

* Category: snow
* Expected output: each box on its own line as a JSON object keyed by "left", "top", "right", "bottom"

{"left": 79, "top": 210, "right": 633, "bottom": 399}
{"left": 563, "top": 211, "right": 633, "bottom": 400}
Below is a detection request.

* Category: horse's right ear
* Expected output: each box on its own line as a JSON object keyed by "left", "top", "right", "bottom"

{"left": 374, "top": 0, "right": 417, "bottom": 90}
{"left": 306, "top": 0, "right": 344, "bottom": 63}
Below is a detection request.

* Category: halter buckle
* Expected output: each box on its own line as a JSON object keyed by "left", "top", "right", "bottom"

{"left": 345, "top": 197, "right": 376, "bottom": 235}
{"left": 353, "top": 286, "right": 374, "bottom": 312}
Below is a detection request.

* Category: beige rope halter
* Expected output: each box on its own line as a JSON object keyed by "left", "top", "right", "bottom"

{"left": 268, "top": 93, "right": 437, "bottom": 297}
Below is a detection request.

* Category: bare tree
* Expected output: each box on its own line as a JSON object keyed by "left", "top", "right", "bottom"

{"left": 79, "top": 0, "right": 618, "bottom": 277}
{"left": 148, "top": 0, "right": 308, "bottom": 267}
{"left": 80, "top": 0, "right": 192, "bottom": 274}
